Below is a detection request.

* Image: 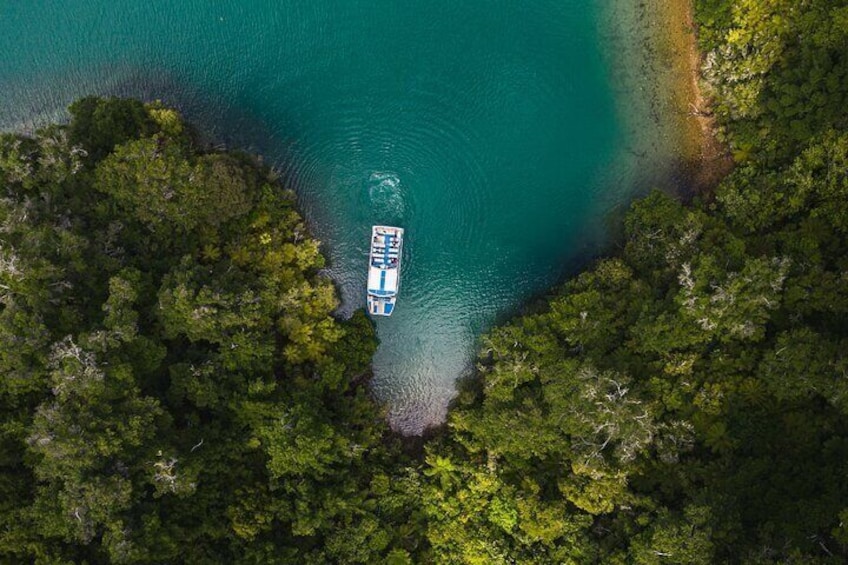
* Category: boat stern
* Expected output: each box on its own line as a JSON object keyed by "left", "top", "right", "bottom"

{"left": 367, "top": 295, "right": 396, "bottom": 316}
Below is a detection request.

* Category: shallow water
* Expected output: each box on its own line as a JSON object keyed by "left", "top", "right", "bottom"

{"left": 0, "top": 1, "right": 678, "bottom": 433}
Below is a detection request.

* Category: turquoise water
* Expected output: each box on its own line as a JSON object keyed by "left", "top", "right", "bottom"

{"left": 0, "top": 1, "right": 673, "bottom": 433}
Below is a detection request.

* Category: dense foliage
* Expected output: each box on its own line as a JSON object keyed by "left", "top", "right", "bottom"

{"left": 3, "top": 1, "right": 848, "bottom": 561}
{"left": 417, "top": 1, "right": 848, "bottom": 562}
{"left": 695, "top": 0, "right": 848, "bottom": 163}
{"left": 0, "top": 98, "right": 422, "bottom": 563}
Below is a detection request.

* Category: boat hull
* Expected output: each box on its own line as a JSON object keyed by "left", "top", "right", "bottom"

{"left": 367, "top": 225, "right": 403, "bottom": 316}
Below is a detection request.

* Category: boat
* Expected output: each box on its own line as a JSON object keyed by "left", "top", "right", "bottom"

{"left": 367, "top": 225, "right": 404, "bottom": 316}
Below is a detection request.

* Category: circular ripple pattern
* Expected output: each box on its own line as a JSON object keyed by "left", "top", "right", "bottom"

{"left": 0, "top": 0, "right": 674, "bottom": 434}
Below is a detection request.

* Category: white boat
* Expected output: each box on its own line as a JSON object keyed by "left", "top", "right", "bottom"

{"left": 367, "top": 225, "right": 404, "bottom": 316}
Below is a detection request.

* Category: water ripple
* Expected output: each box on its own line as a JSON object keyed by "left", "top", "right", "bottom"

{"left": 0, "top": 0, "right": 672, "bottom": 434}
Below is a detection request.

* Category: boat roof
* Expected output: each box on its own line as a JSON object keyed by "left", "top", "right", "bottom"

{"left": 368, "top": 265, "right": 398, "bottom": 296}
{"left": 367, "top": 225, "right": 403, "bottom": 308}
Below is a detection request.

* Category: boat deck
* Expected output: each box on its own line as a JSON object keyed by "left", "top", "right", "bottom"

{"left": 367, "top": 226, "right": 403, "bottom": 316}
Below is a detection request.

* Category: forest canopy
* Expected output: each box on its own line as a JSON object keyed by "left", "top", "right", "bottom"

{"left": 416, "top": 0, "right": 848, "bottom": 562}
{"left": 2, "top": 0, "right": 848, "bottom": 561}
{"left": 0, "top": 97, "right": 423, "bottom": 563}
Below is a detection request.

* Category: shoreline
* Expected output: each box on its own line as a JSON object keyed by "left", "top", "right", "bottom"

{"left": 650, "top": 0, "right": 733, "bottom": 196}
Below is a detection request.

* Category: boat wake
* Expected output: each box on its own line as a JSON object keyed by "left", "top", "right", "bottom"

{"left": 366, "top": 171, "right": 405, "bottom": 220}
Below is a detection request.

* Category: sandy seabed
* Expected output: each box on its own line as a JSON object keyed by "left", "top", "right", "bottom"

{"left": 597, "top": 0, "right": 732, "bottom": 199}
